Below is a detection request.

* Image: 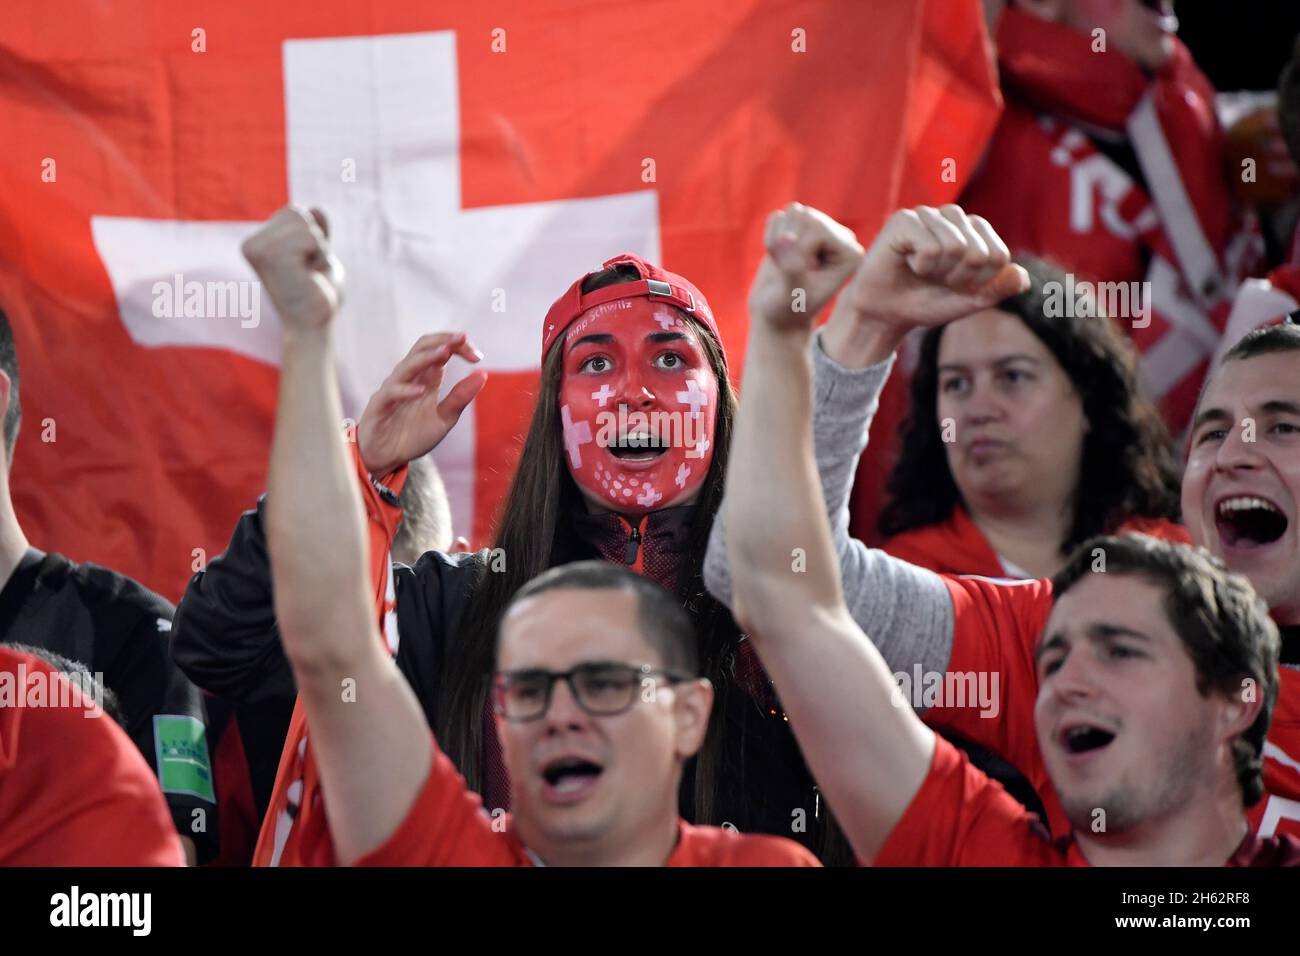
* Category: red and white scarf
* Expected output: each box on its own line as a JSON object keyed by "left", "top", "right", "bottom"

{"left": 252, "top": 448, "right": 405, "bottom": 867}
{"left": 962, "top": 7, "right": 1263, "bottom": 434}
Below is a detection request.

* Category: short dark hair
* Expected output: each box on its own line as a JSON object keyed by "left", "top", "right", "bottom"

{"left": 500, "top": 560, "right": 699, "bottom": 675}
{"left": 0, "top": 306, "right": 21, "bottom": 461}
{"left": 1222, "top": 318, "right": 1300, "bottom": 364}
{"left": 878, "top": 256, "right": 1181, "bottom": 551}
{"left": 1196, "top": 321, "right": 1300, "bottom": 420}
{"left": 1050, "top": 535, "right": 1280, "bottom": 807}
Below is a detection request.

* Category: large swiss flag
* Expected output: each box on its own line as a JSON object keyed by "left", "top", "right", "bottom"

{"left": 0, "top": 0, "right": 998, "bottom": 601}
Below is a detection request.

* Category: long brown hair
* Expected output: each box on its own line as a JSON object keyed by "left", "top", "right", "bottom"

{"left": 437, "top": 274, "right": 739, "bottom": 823}
{"left": 878, "top": 256, "right": 1181, "bottom": 551}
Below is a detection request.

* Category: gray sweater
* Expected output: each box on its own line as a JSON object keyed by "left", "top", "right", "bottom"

{"left": 703, "top": 330, "right": 956, "bottom": 680}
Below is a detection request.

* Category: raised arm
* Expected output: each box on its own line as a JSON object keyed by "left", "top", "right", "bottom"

{"left": 704, "top": 206, "right": 1032, "bottom": 685}
{"left": 702, "top": 334, "right": 959, "bottom": 682}
{"left": 725, "top": 204, "right": 1027, "bottom": 861}
{"left": 244, "top": 206, "right": 483, "bottom": 864}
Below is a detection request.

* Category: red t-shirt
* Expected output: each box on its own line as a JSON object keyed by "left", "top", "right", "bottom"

{"left": 930, "top": 575, "right": 1300, "bottom": 840}
{"left": 1258, "top": 668, "right": 1300, "bottom": 838}
{"left": 882, "top": 506, "right": 1190, "bottom": 578}
{"left": 874, "top": 735, "right": 1300, "bottom": 866}
{"left": 308, "top": 735, "right": 819, "bottom": 867}
{"left": 0, "top": 647, "right": 184, "bottom": 865}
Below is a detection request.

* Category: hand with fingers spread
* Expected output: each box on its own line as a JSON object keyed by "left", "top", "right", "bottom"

{"left": 241, "top": 205, "right": 345, "bottom": 331}
{"left": 748, "top": 203, "right": 865, "bottom": 333}
{"left": 357, "top": 333, "right": 488, "bottom": 478}
{"left": 838, "top": 204, "right": 1029, "bottom": 331}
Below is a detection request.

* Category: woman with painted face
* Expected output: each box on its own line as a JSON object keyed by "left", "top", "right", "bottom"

{"left": 173, "top": 249, "right": 847, "bottom": 863}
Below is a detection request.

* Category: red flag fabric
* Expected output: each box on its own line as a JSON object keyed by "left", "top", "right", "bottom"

{"left": 0, "top": 0, "right": 999, "bottom": 602}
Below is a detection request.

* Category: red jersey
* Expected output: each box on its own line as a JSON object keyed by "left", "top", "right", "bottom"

{"left": 874, "top": 735, "right": 1300, "bottom": 866}
{"left": 306, "top": 735, "right": 819, "bottom": 867}
{"left": 0, "top": 647, "right": 183, "bottom": 865}
{"left": 1260, "top": 668, "right": 1300, "bottom": 838}
{"left": 882, "top": 506, "right": 1190, "bottom": 578}
{"left": 928, "top": 575, "right": 1300, "bottom": 840}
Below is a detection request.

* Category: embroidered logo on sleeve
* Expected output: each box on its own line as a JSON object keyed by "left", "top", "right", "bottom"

{"left": 153, "top": 714, "right": 215, "bottom": 802}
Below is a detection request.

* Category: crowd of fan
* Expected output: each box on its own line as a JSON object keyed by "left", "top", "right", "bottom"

{"left": 3, "top": 1, "right": 1300, "bottom": 867}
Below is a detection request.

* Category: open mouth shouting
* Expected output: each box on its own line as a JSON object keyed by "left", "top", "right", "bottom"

{"left": 1055, "top": 719, "right": 1118, "bottom": 768}
{"left": 606, "top": 430, "right": 669, "bottom": 463}
{"left": 1214, "top": 494, "right": 1289, "bottom": 551}
{"left": 540, "top": 753, "right": 605, "bottom": 805}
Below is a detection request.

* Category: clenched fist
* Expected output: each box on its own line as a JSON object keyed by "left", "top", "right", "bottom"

{"left": 748, "top": 203, "right": 864, "bottom": 332}
{"left": 242, "top": 205, "right": 344, "bottom": 330}
{"left": 837, "top": 204, "right": 1028, "bottom": 330}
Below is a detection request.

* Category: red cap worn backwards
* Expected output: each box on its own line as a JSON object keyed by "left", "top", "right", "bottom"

{"left": 540, "top": 253, "right": 720, "bottom": 363}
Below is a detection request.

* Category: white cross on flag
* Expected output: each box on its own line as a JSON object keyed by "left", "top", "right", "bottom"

{"left": 0, "top": 1, "right": 1000, "bottom": 601}
{"left": 90, "top": 30, "right": 660, "bottom": 543}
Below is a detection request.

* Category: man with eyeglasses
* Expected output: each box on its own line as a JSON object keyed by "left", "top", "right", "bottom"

{"left": 247, "top": 205, "right": 817, "bottom": 866}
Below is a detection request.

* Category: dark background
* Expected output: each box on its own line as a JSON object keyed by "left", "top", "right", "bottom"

{"left": 1177, "top": 0, "right": 1300, "bottom": 91}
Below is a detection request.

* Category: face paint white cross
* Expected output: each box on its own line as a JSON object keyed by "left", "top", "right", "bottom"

{"left": 561, "top": 405, "right": 594, "bottom": 469}
{"left": 591, "top": 383, "right": 616, "bottom": 407}
{"left": 636, "top": 486, "right": 662, "bottom": 507}
{"left": 89, "top": 30, "right": 661, "bottom": 538}
{"left": 653, "top": 311, "right": 676, "bottom": 331}
{"left": 687, "top": 436, "right": 711, "bottom": 460}
{"left": 675, "top": 377, "right": 708, "bottom": 420}
{"left": 674, "top": 463, "right": 691, "bottom": 488}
